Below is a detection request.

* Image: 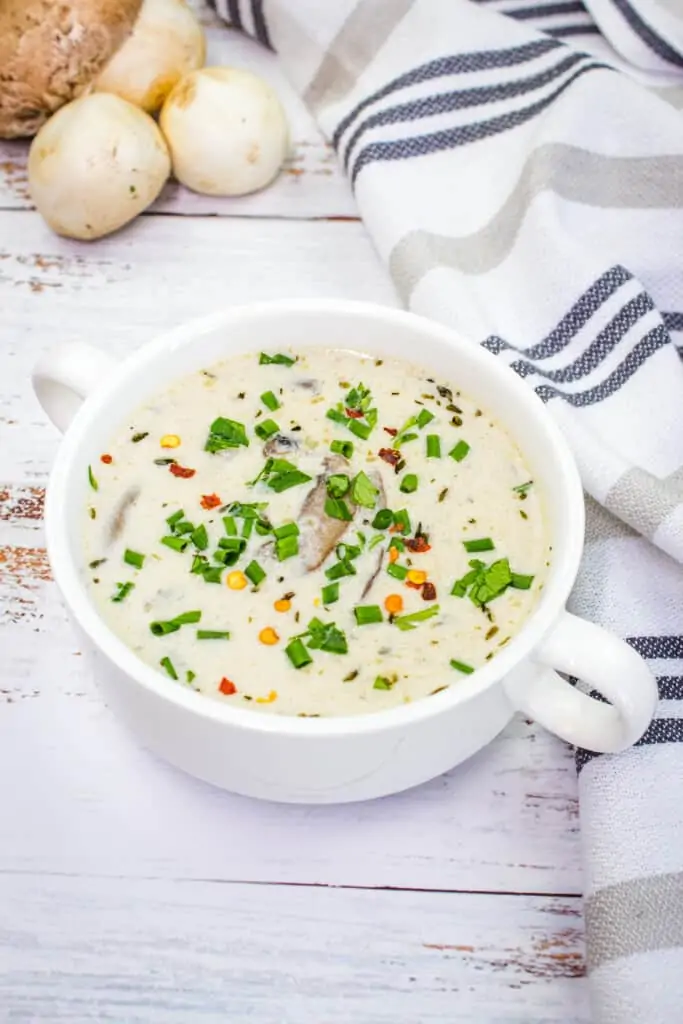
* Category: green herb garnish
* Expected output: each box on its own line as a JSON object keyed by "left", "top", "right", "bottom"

{"left": 325, "top": 496, "right": 353, "bottom": 521}
{"left": 297, "top": 617, "right": 349, "bottom": 655}
{"left": 285, "top": 637, "right": 312, "bottom": 669}
{"left": 245, "top": 560, "right": 267, "bottom": 586}
{"left": 372, "top": 509, "right": 393, "bottom": 530}
{"left": 393, "top": 604, "right": 440, "bottom": 631}
{"left": 111, "top": 581, "right": 134, "bottom": 602}
{"left": 451, "top": 558, "right": 512, "bottom": 606}
{"left": 463, "top": 537, "right": 494, "bottom": 553}
{"left": 276, "top": 535, "right": 299, "bottom": 561}
{"left": 325, "top": 559, "right": 356, "bottom": 581}
{"left": 426, "top": 435, "right": 441, "bottom": 458}
{"left": 511, "top": 573, "right": 534, "bottom": 590}
{"left": 131, "top": 431, "right": 149, "bottom": 443}
{"left": 89, "top": 558, "right": 107, "bottom": 570}
{"left": 354, "top": 605, "right": 383, "bottom": 626}
{"left": 450, "top": 659, "right": 475, "bottom": 674}
{"left": 186, "top": 670, "right": 196, "bottom": 683}
{"left": 161, "top": 535, "right": 189, "bottom": 553}
{"left": 399, "top": 473, "right": 418, "bottom": 494}
{"left": 373, "top": 675, "right": 396, "bottom": 690}
{"left": 392, "top": 509, "right": 411, "bottom": 535}
{"left": 160, "top": 656, "right": 178, "bottom": 680}
{"left": 123, "top": 548, "right": 145, "bottom": 569}
{"left": 88, "top": 465, "right": 98, "bottom": 491}
{"left": 350, "top": 470, "right": 378, "bottom": 509}
{"left": 150, "top": 610, "right": 202, "bottom": 636}
{"left": 387, "top": 562, "right": 408, "bottom": 581}
{"left": 327, "top": 473, "right": 350, "bottom": 499}
{"left": 449, "top": 440, "right": 470, "bottom": 463}
{"left": 330, "top": 440, "right": 354, "bottom": 458}
{"left": 416, "top": 408, "right": 434, "bottom": 428}
{"left": 261, "top": 390, "right": 280, "bottom": 412}
{"left": 205, "top": 416, "right": 249, "bottom": 453}
{"left": 321, "top": 582, "right": 339, "bottom": 605}
{"left": 202, "top": 566, "right": 224, "bottom": 583}
{"left": 368, "top": 533, "right": 385, "bottom": 550}
{"left": 251, "top": 457, "right": 312, "bottom": 493}
{"left": 259, "top": 352, "right": 296, "bottom": 366}
{"left": 197, "top": 630, "right": 231, "bottom": 640}
{"left": 254, "top": 419, "right": 280, "bottom": 441}
{"left": 190, "top": 524, "right": 208, "bottom": 550}
{"left": 513, "top": 481, "right": 533, "bottom": 498}
{"left": 166, "top": 509, "right": 185, "bottom": 530}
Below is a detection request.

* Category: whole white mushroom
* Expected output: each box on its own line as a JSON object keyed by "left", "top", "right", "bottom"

{"left": 28, "top": 93, "right": 171, "bottom": 241}
{"left": 95, "top": 0, "right": 205, "bottom": 115}
{"left": 160, "top": 67, "right": 289, "bottom": 196}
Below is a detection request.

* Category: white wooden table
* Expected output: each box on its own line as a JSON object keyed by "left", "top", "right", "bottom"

{"left": 0, "top": 10, "right": 589, "bottom": 1022}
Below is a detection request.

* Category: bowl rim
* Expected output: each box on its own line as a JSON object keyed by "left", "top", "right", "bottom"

{"left": 44, "top": 298, "right": 585, "bottom": 737}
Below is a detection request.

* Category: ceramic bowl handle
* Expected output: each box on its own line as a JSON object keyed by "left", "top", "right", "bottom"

{"left": 504, "top": 611, "right": 657, "bottom": 753}
{"left": 32, "top": 341, "right": 118, "bottom": 434}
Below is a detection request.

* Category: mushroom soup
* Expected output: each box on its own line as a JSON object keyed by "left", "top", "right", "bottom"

{"left": 84, "top": 347, "right": 549, "bottom": 716}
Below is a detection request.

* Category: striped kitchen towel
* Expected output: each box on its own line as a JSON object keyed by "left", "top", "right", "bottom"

{"left": 211, "top": 1, "right": 683, "bottom": 1020}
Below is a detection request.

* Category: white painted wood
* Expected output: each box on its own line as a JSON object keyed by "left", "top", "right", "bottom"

{"left": 0, "top": 23, "right": 357, "bottom": 220}
{"left": 0, "top": 875, "right": 588, "bottom": 1022}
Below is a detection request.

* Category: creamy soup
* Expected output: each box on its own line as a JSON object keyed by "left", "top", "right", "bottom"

{"left": 83, "top": 347, "right": 549, "bottom": 716}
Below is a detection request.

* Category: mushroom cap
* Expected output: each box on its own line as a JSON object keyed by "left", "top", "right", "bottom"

{"left": 0, "top": 0, "right": 143, "bottom": 138}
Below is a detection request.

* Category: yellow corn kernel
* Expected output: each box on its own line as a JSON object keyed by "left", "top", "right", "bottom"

{"left": 227, "top": 571, "right": 248, "bottom": 590}
{"left": 406, "top": 569, "right": 427, "bottom": 586}
{"left": 274, "top": 599, "right": 291, "bottom": 613}
{"left": 259, "top": 627, "right": 279, "bottom": 645}
{"left": 313, "top": 597, "right": 321, "bottom": 607}
{"left": 256, "top": 690, "right": 278, "bottom": 704}
{"left": 160, "top": 434, "right": 181, "bottom": 448}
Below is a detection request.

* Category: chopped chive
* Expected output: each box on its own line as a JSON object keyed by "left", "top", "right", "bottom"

{"left": 174, "top": 521, "right": 195, "bottom": 535}
{"left": 261, "top": 390, "right": 280, "bottom": 412}
{"left": 325, "top": 496, "right": 353, "bottom": 522}
{"left": 161, "top": 535, "right": 189, "bottom": 553}
{"left": 191, "top": 554, "right": 208, "bottom": 574}
{"left": 325, "top": 560, "right": 356, "bottom": 581}
{"left": 111, "top": 581, "right": 134, "bottom": 602}
{"left": 513, "top": 481, "right": 533, "bottom": 497}
{"left": 276, "top": 535, "right": 299, "bottom": 561}
{"left": 463, "top": 537, "right": 494, "bottom": 553}
{"left": 399, "top": 474, "right": 418, "bottom": 494}
{"left": 350, "top": 471, "right": 378, "bottom": 509}
{"left": 372, "top": 508, "right": 393, "bottom": 530}
{"left": 416, "top": 409, "right": 435, "bottom": 428}
{"left": 245, "top": 560, "right": 267, "bottom": 586}
{"left": 222, "top": 515, "right": 237, "bottom": 535}
{"left": 449, "top": 440, "right": 470, "bottom": 462}
{"left": 511, "top": 573, "right": 534, "bottom": 590}
{"left": 327, "top": 473, "right": 350, "bottom": 499}
{"left": 388, "top": 536, "right": 406, "bottom": 552}
{"left": 330, "top": 439, "right": 354, "bottom": 458}
{"left": 335, "top": 542, "right": 361, "bottom": 562}
{"left": 254, "top": 418, "right": 280, "bottom": 441}
{"left": 450, "top": 658, "right": 475, "bottom": 674}
{"left": 150, "top": 610, "right": 201, "bottom": 636}
{"left": 160, "top": 656, "right": 178, "bottom": 680}
{"left": 373, "top": 676, "right": 395, "bottom": 690}
{"left": 123, "top": 548, "right": 145, "bottom": 569}
{"left": 347, "top": 419, "right": 372, "bottom": 441}
{"left": 241, "top": 517, "right": 254, "bottom": 539}
{"left": 175, "top": 611, "right": 202, "bottom": 625}
{"left": 393, "top": 604, "right": 440, "bottom": 631}
{"left": 368, "top": 533, "right": 385, "bottom": 550}
{"left": 131, "top": 431, "right": 149, "bottom": 443}
{"left": 190, "top": 524, "right": 208, "bottom": 550}
{"left": 218, "top": 536, "right": 247, "bottom": 553}
{"left": 259, "top": 352, "right": 296, "bottom": 367}
{"left": 387, "top": 562, "right": 408, "bottom": 581}
{"left": 354, "top": 605, "right": 383, "bottom": 625}
{"left": 268, "top": 470, "right": 313, "bottom": 493}
{"left": 273, "top": 522, "right": 300, "bottom": 540}
{"left": 88, "top": 465, "right": 98, "bottom": 491}
{"left": 166, "top": 509, "right": 185, "bottom": 530}
{"left": 322, "top": 582, "right": 339, "bottom": 605}
{"left": 426, "top": 435, "right": 441, "bottom": 458}
{"left": 302, "top": 617, "right": 348, "bottom": 655}
{"left": 285, "top": 637, "right": 312, "bottom": 669}
{"left": 202, "top": 566, "right": 223, "bottom": 583}
{"left": 197, "top": 630, "right": 231, "bottom": 640}
{"left": 186, "top": 670, "right": 196, "bottom": 683}
{"left": 396, "top": 431, "right": 418, "bottom": 447}
{"left": 393, "top": 509, "right": 411, "bottom": 534}
{"left": 205, "top": 416, "right": 249, "bottom": 453}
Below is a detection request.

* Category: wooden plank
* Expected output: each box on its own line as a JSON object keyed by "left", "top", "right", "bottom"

{"left": 0, "top": 21, "right": 356, "bottom": 220}
{"left": 0, "top": 875, "right": 588, "bottom": 1022}
{"left": 0, "top": 508, "right": 580, "bottom": 895}
{"left": 0, "top": 213, "right": 395, "bottom": 481}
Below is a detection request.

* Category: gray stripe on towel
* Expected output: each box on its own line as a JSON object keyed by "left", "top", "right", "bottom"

{"left": 586, "top": 871, "right": 683, "bottom": 970}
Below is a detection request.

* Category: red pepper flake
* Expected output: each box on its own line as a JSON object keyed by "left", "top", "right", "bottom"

{"left": 200, "top": 493, "right": 221, "bottom": 510}
{"left": 378, "top": 447, "right": 401, "bottom": 467}
{"left": 218, "top": 677, "right": 237, "bottom": 695}
{"left": 100, "top": 454, "right": 113, "bottom": 464}
{"left": 383, "top": 427, "right": 398, "bottom": 437}
{"left": 406, "top": 536, "right": 431, "bottom": 553}
{"left": 422, "top": 582, "right": 437, "bottom": 601}
{"left": 345, "top": 407, "right": 364, "bottom": 419}
{"left": 169, "top": 464, "right": 196, "bottom": 479}
{"left": 406, "top": 580, "right": 424, "bottom": 590}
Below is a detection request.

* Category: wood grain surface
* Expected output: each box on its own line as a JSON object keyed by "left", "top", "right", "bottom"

{"left": 0, "top": 5, "right": 587, "bottom": 1019}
